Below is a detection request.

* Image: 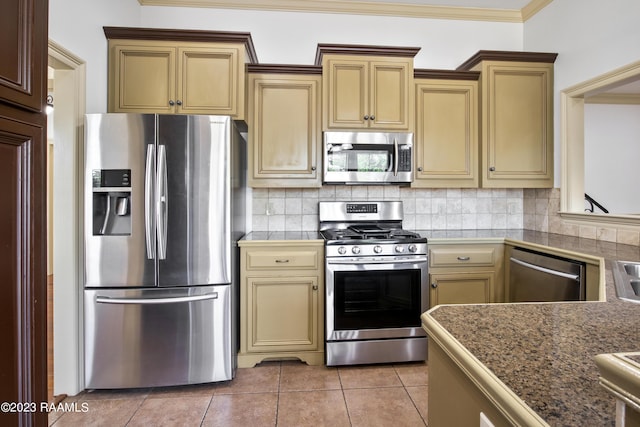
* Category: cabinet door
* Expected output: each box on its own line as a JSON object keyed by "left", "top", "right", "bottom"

{"left": 0, "top": 114, "right": 48, "bottom": 425}
{"left": 246, "top": 276, "right": 320, "bottom": 352}
{"left": 248, "top": 74, "right": 321, "bottom": 187}
{"left": 429, "top": 272, "right": 494, "bottom": 307}
{"left": 177, "top": 45, "right": 241, "bottom": 117}
{"left": 370, "top": 60, "right": 411, "bottom": 130}
{"left": 324, "top": 59, "right": 369, "bottom": 129}
{"left": 482, "top": 62, "right": 554, "bottom": 188}
{"left": 109, "top": 44, "right": 176, "bottom": 113}
{"left": 0, "top": 0, "right": 47, "bottom": 112}
{"left": 414, "top": 79, "right": 478, "bottom": 187}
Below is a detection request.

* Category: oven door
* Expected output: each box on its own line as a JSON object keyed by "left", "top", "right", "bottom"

{"left": 325, "top": 255, "right": 428, "bottom": 342}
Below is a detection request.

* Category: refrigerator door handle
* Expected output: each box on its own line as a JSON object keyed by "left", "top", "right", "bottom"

{"left": 156, "top": 144, "right": 168, "bottom": 260}
{"left": 145, "top": 144, "right": 156, "bottom": 259}
{"left": 95, "top": 293, "right": 219, "bottom": 305}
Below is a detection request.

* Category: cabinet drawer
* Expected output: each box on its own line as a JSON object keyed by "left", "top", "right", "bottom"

{"left": 430, "top": 247, "right": 496, "bottom": 268}
{"left": 245, "top": 249, "right": 320, "bottom": 270}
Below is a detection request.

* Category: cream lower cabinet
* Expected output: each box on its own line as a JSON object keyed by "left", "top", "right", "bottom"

{"left": 413, "top": 71, "right": 479, "bottom": 188}
{"left": 238, "top": 241, "right": 324, "bottom": 368}
{"left": 428, "top": 335, "right": 517, "bottom": 427}
{"left": 428, "top": 242, "right": 504, "bottom": 307}
{"left": 458, "top": 52, "right": 557, "bottom": 188}
{"left": 247, "top": 67, "right": 322, "bottom": 187}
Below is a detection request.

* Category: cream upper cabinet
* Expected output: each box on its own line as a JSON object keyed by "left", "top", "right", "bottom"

{"left": 413, "top": 71, "right": 480, "bottom": 188}
{"left": 247, "top": 66, "right": 322, "bottom": 187}
{"left": 104, "top": 27, "right": 257, "bottom": 119}
{"left": 317, "top": 45, "right": 420, "bottom": 131}
{"left": 458, "top": 51, "right": 557, "bottom": 188}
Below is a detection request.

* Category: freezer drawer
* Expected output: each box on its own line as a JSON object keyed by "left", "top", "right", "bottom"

{"left": 84, "top": 285, "right": 234, "bottom": 389}
{"left": 509, "top": 248, "right": 585, "bottom": 302}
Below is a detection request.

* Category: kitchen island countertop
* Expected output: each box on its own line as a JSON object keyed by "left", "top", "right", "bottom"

{"left": 421, "top": 230, "right": 640, "bottom": 426}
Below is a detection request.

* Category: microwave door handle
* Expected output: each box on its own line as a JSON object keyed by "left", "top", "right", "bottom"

{"left": 393, "top": 138, "right": 399, "bottom": 176}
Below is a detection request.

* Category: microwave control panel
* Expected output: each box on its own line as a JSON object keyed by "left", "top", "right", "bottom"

{"left": 398, "top": 148, "right": 412, "bottom": 172}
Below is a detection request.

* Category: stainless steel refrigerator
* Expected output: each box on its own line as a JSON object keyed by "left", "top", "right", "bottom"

{"left": 83, "top": 113, "right": 246, "bottom": 389}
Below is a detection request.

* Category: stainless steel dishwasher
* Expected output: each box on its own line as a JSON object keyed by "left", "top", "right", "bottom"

{"left": 509, "top": 247, "right": 585, "bottom": 302}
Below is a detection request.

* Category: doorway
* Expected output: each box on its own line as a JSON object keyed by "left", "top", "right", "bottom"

{"left": 47, "top": 41, "right": 86, "bottom": 400}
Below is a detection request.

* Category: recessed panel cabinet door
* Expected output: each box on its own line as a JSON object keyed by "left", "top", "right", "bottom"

{"left": 248, "top": 73, "right": 321, "bottom": 187}
{"left": 414, "top": 79, "right": 478, "bottom": 187}
{"left": 482, "top": 62, "right": 554, "bottom": 187}
{"left": 177, "top": 46, "right": 240, "bottom": 115}
{"left": 0, "top": 0, "right": 47, "bottom": 112}
{"left": 429, "top": 273, "right": 494, "bottom": 307}
{"left": 109, "top": 44, "right": 176, "bottom": 113}
{"left": 246, "top": 276, "right": 320, "bottom": 352}
{"left": 370, "top": 60, "right": 411, "bottom": 129}
{"left": 0, "top": 114, "right": 48, "bottom": 425}
{"left": 325, "top": 59, "right": 369, "bottom": 128}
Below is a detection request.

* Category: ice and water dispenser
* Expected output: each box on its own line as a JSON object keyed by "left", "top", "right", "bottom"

{"left": 92, "top": 169, "right": 132, "bottom": 236}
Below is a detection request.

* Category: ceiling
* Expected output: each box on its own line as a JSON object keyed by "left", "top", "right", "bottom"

{"left": 138, "top": 0, "right": 553, "bottom": 22}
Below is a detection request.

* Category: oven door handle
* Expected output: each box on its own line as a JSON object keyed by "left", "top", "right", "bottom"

{"left": 327, "top": 256, "right": 427, "bottom": 265}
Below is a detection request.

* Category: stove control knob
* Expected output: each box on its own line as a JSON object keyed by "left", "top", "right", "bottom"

{"left": 352, "top": 246, "right": 361, "bottom": 254}
{"left": 373, "top": 245, "right": 383, "bottom": 254}
{"left": 338, "top": 246, "right": 347, "bottom": 255}
{"left": 395, "top": 245, "right": 405, "bottom": 253}
{"left": 408, "top": 244, "right": 418, "bottom": 253}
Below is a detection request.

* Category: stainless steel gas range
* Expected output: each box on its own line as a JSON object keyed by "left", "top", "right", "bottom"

{"left": 319, "top": 201, "right": 428, "bottom": 366}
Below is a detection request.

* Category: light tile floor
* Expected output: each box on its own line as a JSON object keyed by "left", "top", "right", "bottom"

{"left": 48, "top": 360, "right": 428, "bottom": 426}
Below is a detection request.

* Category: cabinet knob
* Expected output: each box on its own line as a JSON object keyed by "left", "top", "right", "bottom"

{"left": 168, "top": 100, "right": 175, "bottom": 106}
{"left": 431, "top": 282, "right": 438, "bottom": 288}
{"left": 364, "top": 115, "right": 370, "bottom": 120}
{"left": 370, "top": 115, "right": 375, "bottom": 120}
{"left": 311, "top": 166, "right": 316, "bottom": 171}
{"left": 417, "top": 167, "right": 423, "bottom": 172}
{"left": 275, "top": 259, "right": 289, "bottom": 263}
{"left": 312, "top": 285, "right": 318, "bottom": 291}
{"left": 489, "top": 166, "right": 496, "bottom": 172}
{"left": 176, "top": 100, "right": 183, "bottom": 106}
{"left": 457, "top": 256, "right": 471, "bottom": 261}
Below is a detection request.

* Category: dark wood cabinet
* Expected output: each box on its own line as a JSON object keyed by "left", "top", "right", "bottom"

{"left": 0, "top": 0, "right": 49, "bottom": 425}
{"left": 0, "top": 0, "right": 48, "bottom": 112}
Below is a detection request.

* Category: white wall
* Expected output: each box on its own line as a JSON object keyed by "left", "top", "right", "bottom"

{"left": 584, "top": 103, "right": 640, "bottom": 214}
{"left": 140, "top": 6, "right": 522, "bottom": 69}
{"left": 49, "top": 0, "right": 141, "bottom": 113}
{"left": 523, "top": 0, "right": 640, "bottom": 187}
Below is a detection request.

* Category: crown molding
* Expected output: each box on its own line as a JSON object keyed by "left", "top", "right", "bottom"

{"left": 137, "top": 0, "right": 540, "bottom": 23}
{"left": 521, "top": 0, "right": 553, "bottom": 21}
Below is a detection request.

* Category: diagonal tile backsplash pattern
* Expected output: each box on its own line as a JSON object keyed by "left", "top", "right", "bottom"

{"left": 252, "top": 186, "right": 524, "bottom": 232}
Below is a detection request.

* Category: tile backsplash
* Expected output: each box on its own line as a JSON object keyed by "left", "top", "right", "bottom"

{"left": 251, "top": 186, "right": 524, "bottom": 232}
{"left": 251, "top": 186, "right": 640, "bottom": 246}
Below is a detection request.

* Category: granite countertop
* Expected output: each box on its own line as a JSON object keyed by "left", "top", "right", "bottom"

{"left": 422, "top": 230, "right": 640, "bottom": 426}
{"left": 240, "top": 231, "right": 323, "bottom": 242}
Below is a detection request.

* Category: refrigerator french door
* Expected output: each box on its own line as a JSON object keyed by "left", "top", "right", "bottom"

{"left": 84, "top": 113, "right": 245, "bottom": 389}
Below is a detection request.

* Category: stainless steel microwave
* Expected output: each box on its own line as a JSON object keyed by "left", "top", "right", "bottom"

{"left": 323, "top": 131, "right": 413, "bottom": 185}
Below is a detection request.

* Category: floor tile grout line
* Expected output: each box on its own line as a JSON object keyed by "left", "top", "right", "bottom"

{"left": 275, "top": 361, "right": 282, "bottom": 426}
{"left": 198, "top": 393, "right": 216, "bottom": 427}
{"left": 336, "top": 365, "right": 354, "bottom": 427}
{"left": 123, "top": 393, "right": 146, "bottom": 427}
